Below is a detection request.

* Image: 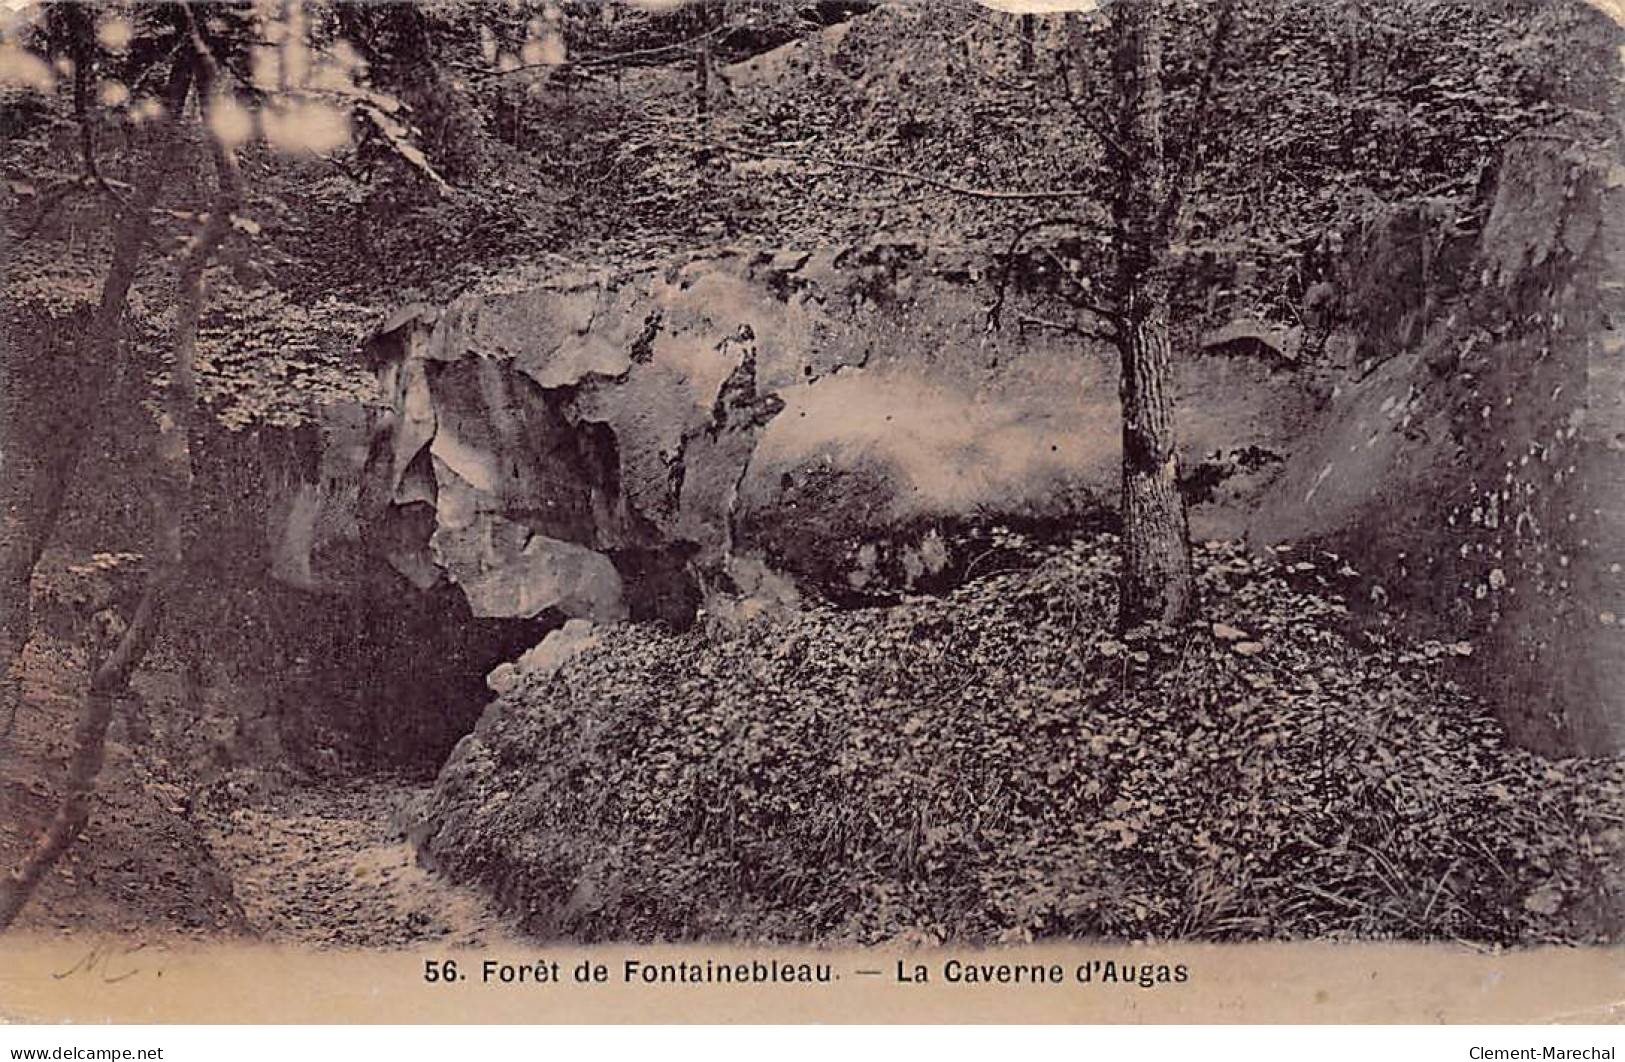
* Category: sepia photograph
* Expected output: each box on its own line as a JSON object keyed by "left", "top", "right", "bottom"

{"left": 0, "top": 0, "right": 1622, "bottom": 1036}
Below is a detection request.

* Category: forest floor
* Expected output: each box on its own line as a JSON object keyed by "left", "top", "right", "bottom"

{"left": 6, "top": 536, "right": 1625, "bottom": 949}
{"left": 199, "top": 775, "right": 511, "bottom": 948}
{"left": 0, "top": 635, "right": 512, "bottom": 948}
{"left": 411, "top": 534, "right": 1625, "bottom": 945}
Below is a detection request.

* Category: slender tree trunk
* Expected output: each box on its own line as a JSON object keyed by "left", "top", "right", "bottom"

{"left": 693, "top": 2, "right": 715, "bottom": 169}
{"left": 695, "top": 18, "right": 711, "bottom": 125}
{"left": 0, "top": 10, "right": 238, "bottom": 928}
{"left": 1110, "top": 0, "right": 1195, "bottom": 630}
{"left": 0, "top": 586, "right": 160, "bottom": 928}
{"left": 0, "top": 56, "right": 193, "bottom": 704}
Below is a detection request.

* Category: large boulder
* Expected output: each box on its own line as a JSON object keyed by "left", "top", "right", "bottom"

{"left": 221, "top": 243, "right": 1310, "bottom": 762}
{"left": 316, "top": 246, "right": 1312, "bottom": 619}
{"left": 1248, "top": 133, "right": 1625, "bottom": 755}
{"left": 351, "top": 253, "right": 871, "bottom": 627}
{"left": 246, "top": 141, "right": 1625, "bottom": 758}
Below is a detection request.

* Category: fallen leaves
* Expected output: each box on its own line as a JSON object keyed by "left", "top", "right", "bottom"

{"left": 1521, "top": 883, "right": 1564, "bottom": 916}
{"left": 413, "top": 532, "right": 1625, "bottom": 947}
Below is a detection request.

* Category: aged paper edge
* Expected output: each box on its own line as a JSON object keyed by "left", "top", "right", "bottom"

{"left": 1, "top": 938, "right": 1621, "bottom": 1024}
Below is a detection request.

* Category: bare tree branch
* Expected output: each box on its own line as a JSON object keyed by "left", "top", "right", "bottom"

{"left": 1041, "top": 248, "right": 1120, "bottom": 323}
{"left": 1059, "top": 60, "right": 1133, "bottom": 164}
{"left": 1016, "top": 313, "right": 1116, "bottom": 345}
{"left": 985, "top": 215, "right": 1114, "bottom": 333}
{"left": 1058, "top": 12, "right": 1134, "bottom": 163}
{"left": 1155, "top": 0, "right": 1240, "bottom": 245}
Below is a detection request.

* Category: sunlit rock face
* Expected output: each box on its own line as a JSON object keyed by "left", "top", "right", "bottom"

{"left": 318, "top": 245, "right": 1312, "bottom": 623}
{"left": 351, "top": 255, "right": 866, "bottom": 628}
{"left": 260, "top": 135, "right": 1624, "bottom": 758}
{"left": 1249, "top": 133, "right": 1625, "bottom": 755}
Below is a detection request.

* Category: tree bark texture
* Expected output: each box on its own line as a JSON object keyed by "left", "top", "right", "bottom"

{"left": 1109, "top": 0, "right": 1196, "bottom": 629}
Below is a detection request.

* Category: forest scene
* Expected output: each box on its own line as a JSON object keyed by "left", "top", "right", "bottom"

{"left": 1, "top": 0, "right": 1623, "bottom": 955}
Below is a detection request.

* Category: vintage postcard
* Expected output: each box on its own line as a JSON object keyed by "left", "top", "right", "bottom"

{"left": 0, "top": 0, "right": 1622, "bottom": 1034}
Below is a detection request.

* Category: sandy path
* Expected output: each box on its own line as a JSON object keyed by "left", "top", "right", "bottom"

{"left": 202, "top": 777, "right": 514, "bottom": 949}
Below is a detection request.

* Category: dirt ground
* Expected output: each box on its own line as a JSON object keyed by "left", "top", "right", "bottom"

{"left": 0, "top": 635, "right": 512, "bottom": 948}
{"left": 203, "top": 778, "right": 509, "bottom": 948}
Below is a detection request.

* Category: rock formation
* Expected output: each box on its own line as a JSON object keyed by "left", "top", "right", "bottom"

{"left": 279, "top": 246, "right": 1309, "bottom": 624}
{"left": 249, "top": 134, "right": 1625, "bottom": 757}
{"left": 1249, "top": 131, "right": 1625, "bottom": 755}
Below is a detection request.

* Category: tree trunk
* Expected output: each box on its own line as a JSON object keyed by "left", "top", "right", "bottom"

{"left": 693, "top": 2, "right": 715, "bottom": 169}
{"left": 1110, "top": 0, "right": 1195, "bottom": 629}
{"left": 0, "top": 11, "right": 237, "bottom": 928}
{"left": 0, "top": 56, "right": 192, "bottom": 706}
{"left": 695, "top": 19, "right": 711, "bottom": 124}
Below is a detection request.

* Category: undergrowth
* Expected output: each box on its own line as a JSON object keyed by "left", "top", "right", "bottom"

{"left": 412, "top": 534, "right": 1625, "bottom": 946}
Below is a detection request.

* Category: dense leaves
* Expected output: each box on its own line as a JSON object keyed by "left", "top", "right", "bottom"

{"left": 4, "top": 0, "right": 1623, "bottom": 944}
{"left": 417, "top": 533, "right": 1625, "bottom": 945}
{"left": 7, "top": 0, "right": 1616, "bottom": 372}
{"left": 192, "top": 278, "right": 377, "bottom": 429}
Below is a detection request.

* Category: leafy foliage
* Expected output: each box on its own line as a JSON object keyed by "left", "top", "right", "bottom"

{"left": 415, "top": 533, "right": 1625, "bottom": 945}
{"left": 190, "top": 279, "right": 379, "bottom": 429}
{"left": 15, "top": 0, "right": 1608, "bottom": 346}
{"left": 4, "top": 0, "right": 1623, "bottom": 945}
